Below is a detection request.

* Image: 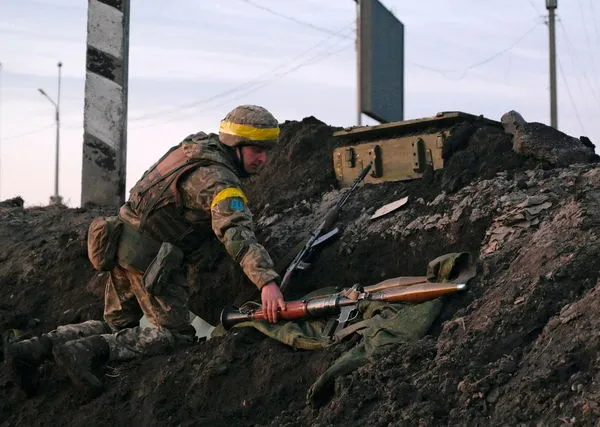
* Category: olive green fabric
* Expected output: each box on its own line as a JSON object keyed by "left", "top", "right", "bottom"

{"left": 142, "top": 242, "right": 184, "bottom": 296}
{"left": 214, "top": 294, "right": 443, "bottom": 406}
{"left": 427, "top": 252, "right": 476, "bottom": 284}
{"left": 308, "top": 298, "right": 443, "bottom": 407}
{"left": 213, "top": 252, "right": 474, "bottom": 407}
{"left": 211, "top": 286, "right": 342, "bottom": 349}
{"left": 117, "top": 222, "right": 162, "bottom": 272}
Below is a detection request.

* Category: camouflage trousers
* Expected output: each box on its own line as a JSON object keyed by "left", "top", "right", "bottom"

{"left": 45, "top": 319, "right": 111, "bottom": 345}
{"left": 41, "top": 263, "right": 196, "bottom": 362}
{"left": 42, "top": 321, "right": 187, "bottom": 362}
{"left": 104, "top": 264, "right": 193, "bottom": 335}
{"left": 102, "top": 325, "right": 181, "bottom": 361}
{"left": 101, "top": 263, "right": 196, "bottom": 359}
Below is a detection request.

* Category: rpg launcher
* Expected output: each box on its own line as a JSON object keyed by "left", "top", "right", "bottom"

{"left": 278, "top": 161, "right": 373, "bottom": 294}
{"left": 220, "top": 280, "right": 466, "bottom": 334}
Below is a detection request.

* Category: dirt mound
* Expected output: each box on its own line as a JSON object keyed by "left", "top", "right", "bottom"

{"left": 1, "top": 114, "right": 600, "bottom": 426}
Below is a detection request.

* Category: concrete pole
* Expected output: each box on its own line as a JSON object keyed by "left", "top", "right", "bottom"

{"left": 547, "top": 0, "right": 558, "bottom": 129}
{"left": 81, "top": 0, "right": 130, "bottom": 208}
{"left": 38, "top": 61, "right": 63, "bottom": 206}
{"left": 53, "top": 61, "right": 62, "bottom": 205}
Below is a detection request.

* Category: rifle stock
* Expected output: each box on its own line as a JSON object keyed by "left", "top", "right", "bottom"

{"left": 221, "top": 280, "right": 465, "bottom": 330}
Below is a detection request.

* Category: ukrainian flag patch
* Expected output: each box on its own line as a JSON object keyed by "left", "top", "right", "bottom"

{"left": 229, "top": 197, "right": 245, "bottom": 211}
{"left": 211, "top": 187, "right": 248, "bottom": 214}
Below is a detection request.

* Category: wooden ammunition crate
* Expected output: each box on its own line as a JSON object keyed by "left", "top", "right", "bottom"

{"left": 332, "top": 111, "right": 501, "bottom": 187}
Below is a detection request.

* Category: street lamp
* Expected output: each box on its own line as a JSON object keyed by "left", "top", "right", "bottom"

{"left": 38, "top": 61, "right": 63, "bottom": 205}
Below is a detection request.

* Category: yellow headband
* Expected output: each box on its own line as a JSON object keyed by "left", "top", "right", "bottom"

{"left": 219, "top": 120, "right": 279, "bottom": 141}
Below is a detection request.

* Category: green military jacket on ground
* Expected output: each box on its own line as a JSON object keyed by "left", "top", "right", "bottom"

{"left": 213, "top": 252, "right": 476, "bottom": 406}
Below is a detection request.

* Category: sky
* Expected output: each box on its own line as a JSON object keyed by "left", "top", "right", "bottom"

{"left": 0, "top": 0, "right": 599, "bottom": 207}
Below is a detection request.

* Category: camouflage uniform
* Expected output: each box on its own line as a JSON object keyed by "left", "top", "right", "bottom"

{"left": 5, "top": 105, "right": 280, "bottom": 394}
{"left": 96, "top": 132, "right": 278, "bottom": 359}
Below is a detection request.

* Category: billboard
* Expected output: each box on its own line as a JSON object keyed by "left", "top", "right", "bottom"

{"left": 360, "top": 0, "right": 404, "bottom": 123}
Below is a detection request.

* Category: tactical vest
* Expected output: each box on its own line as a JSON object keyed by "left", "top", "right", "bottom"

{"left": 124, "top": 133, "right": 240, "bottom": 257}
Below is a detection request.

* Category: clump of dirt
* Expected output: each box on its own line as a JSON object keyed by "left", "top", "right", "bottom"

{"left": 502, "top": 110, "right": 599, "bottom": 167}
{"left": 245, "top": 116, "right": 341, "bottom": 211}
{"left": 1, "top": 113, "right": 600, "bottom": 427}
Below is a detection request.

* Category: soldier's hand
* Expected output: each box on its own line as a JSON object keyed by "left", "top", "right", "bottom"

{"left": 261, "top": 282, "right": 286, "bottom": 323}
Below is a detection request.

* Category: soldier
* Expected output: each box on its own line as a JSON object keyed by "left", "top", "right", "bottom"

{"left": 5, "top": 105, "right": 286, "bottom": 396}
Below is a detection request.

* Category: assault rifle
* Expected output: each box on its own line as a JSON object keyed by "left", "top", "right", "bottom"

{"left": 220, "top": 279, "right": 466, "bottom": 335}
{"left": 279, "top": 161, "right": 373, "bottom": 294}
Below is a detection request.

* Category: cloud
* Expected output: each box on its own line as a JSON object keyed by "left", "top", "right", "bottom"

{"left": 1, "top": 0, "right": 598, "bottom": 207}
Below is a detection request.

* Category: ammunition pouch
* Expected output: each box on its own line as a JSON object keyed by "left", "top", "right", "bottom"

{"left": 143, "top": 242, "right": 184, "bottom": 296}
{"left": 87, "top": 216, "right": 124, "bottom": 271}
{"left": 116, "top": 222, "right": 163, "bottom": 272}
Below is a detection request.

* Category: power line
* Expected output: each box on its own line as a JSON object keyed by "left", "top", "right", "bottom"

{"left": 132, "top": 38, "right": 354, "bottom": 130}
{"left": 239, "top": 0, "right": 350, "bottom": 40}
{"left": 129, "top": 22, "right": 354, "bottom": 124}
{"left": 193, "top": 44, "right": 354, "bottom": 115}
{"left": 558, "top": 58, "right": 585, "bottom": 133}
{"left": 590, "top": 0, "right": 600, "bottom": 46}
{"left": 0, "top": 27, "right": 78, "bottom": 42}
{"left": 556, "top": 19, "right": 593, "bottom": 105}
{"left": 411, "top": 20, "right": 542, "bottom": 80}
{"left": 526, "top": 0, "right": 541, "bottom": 15}
{"left": 26, "top": 0, "right": 85, "bottom": 11}
{"left": 3, "top": 123, "right": 55, "bottom": 141}
{"left": 576, "top": 0, "right": 600, "bottom": 93}
{"left": 200, "top": 42, "right": 354, "bottom": 110}
{"left": 557, "top": 18, "right": 600, "bottom": 106}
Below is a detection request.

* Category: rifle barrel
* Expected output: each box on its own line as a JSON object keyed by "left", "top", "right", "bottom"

{"left": 279, "top": 162, "right": 372, "bottom": 293}
{"left": 338, "top": 161, "right": 372, "bottom": 207}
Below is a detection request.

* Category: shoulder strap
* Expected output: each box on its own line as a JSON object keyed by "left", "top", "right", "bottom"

{"left": 333, "top": 314, "right": 386, "bottom": 342}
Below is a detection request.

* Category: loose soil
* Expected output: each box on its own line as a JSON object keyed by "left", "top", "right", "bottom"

{"left": 1, "top": 114, "right": 600, "bottom": 426}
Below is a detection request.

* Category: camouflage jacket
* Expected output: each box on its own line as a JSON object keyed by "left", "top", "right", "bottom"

{"left": 119, "top": 132, "right": 279, "bottom": 289}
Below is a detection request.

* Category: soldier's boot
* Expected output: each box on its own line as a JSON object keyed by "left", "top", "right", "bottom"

{"left": 52, "top": 335, "right": 110, "bottom": 398}
{"left": 4, "top": 320, "right": 110, "bottom": 396}
{"left": 4, "top": 336, "right": 53, "bottom": 396}
{"left": 53, "top": 326, "right": 187, "bottom": 397}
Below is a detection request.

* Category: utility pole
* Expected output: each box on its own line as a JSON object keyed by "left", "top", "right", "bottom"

{"left": 81, "top": 0, "right": 130, "bottom": 208}
{"left": 38, "top": 61, "right": 63, "bottom": 206}
{"left": 546, "top": 0, "right": 558, "bottom": 129}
